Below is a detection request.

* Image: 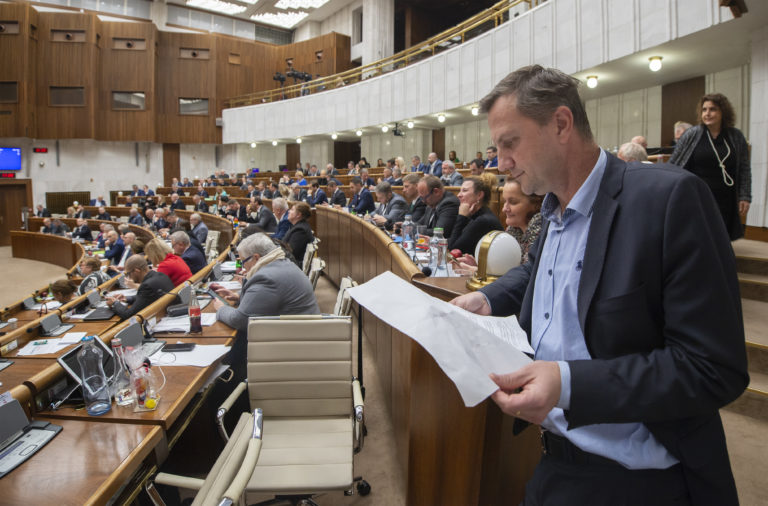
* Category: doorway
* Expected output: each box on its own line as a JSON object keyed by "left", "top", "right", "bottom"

{"left": 0, "top": 179, "right": 33, "bottom": 246}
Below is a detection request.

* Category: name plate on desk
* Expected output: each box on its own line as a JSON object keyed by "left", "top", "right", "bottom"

{"left": 0, "top": 400, "right": 62, "bottom": 478}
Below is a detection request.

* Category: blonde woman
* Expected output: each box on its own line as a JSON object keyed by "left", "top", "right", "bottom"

{"left": 144, "top": 237, "right": 191, "bottom": 286}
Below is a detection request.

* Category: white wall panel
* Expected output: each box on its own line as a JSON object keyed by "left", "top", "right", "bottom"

{"left": 747, "top": 26, "right": 767, "bottom": 228}
{"left": 579, "top": 0, "right": 603, "bottom": 69}
{"left": 430, "top": 55, "right": 447, "bottom": 113}
{"left": 676, "top": 0, "right": 711, "bottom": 38}
{"left": 475, "top": 33, "right": 495, "bottom": 99}
{"left": 459, "top": 44, "right": 476, "bottom": 106}
{"left": 532, "top": 3, "right": 554, "bottom": 67}
{"left": 493, "top": 24, "right": 512, "bottom": 84}
{"left": 606, "top": 0, "right": 635, "bottom": 61}
{"left": 638, "top": 0, "right": 670, "bottom": 50}
{"left": 706, "top": 65, "right": 750, "bottom": 134}
{"left": 554, "top": 0, "right": 578, "bottom": 74}
{"left": 445, "top": 48, "right": 462, "bottom": 109}
{"left": 511, "top": 10, "right": 531, "bottom": 70}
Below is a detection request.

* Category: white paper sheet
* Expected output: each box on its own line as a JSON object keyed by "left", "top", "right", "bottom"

{"left": 149, "top": 344, "right": 230, "bottom": 367}
{"left": 220, "top": 261, "right": 237, "bottom": 273}
{"left": 17, "top": 338, "right": 63, "bottom": 356}
{"left": 347, "top": 271, "right": 533, "bottom": 407}
{"left": 106, "top": 288, "right": 137, "bottom": 298}
{"left": 210, "top": 281, "right": 242, "bottom": 290}
{"left": 28, "top": 301, "right": 62, "bottom": 311}
{"left": 66, "top": 310, "right": 94, "bottom": 319}
{"left": 152, "top": 313, "right": 218, "bottom": 333}
{"left": 58, "top": 332, "right": 87, "bottom": 345}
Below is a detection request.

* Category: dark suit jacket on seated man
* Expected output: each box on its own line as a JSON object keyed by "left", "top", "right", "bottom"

{"left": 372, "top": 182, "right": 408, "bottom": 230}
{"left": 416, "top": 175, "right": 460, "bottom": 237}
{"left": 107, "top": 256, "right": 175, "bottom": 320}
{"left": 249, "top": 200, "right": 277, "bottom": 233}
{"left": 450, "top": 65, "right": 747, "bottom": 506}
{"left": 348, "top": 177, "right": 376, "bottom": 215}
{"left": 71, "top": 218, "right": 93, "bottom": 241}
{"left": 327, "top": 183, "right": 347, "bottom": 207}
{"left": 171, "top": 231, "right": 207, "bottom": 274}
{"left": 103, "top": 231, "right": 125, "bottom": 265}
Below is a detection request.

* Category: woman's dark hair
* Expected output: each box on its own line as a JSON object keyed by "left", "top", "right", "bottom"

{"left": 51, "top": 279, "right": 77, "bottom": 298}
{"left": 505, "top": 180, "right": 544, "bottom": 222}
{"left": 293, "top": 201, "right": 311, "bottom": 220}
{"left": 697, "top": 93, "right": 735, "bottom": 129}
{"left": 466, "top": 176, "right": 491, "bottom": 206}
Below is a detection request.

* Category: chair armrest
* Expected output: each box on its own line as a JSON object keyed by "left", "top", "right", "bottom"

{"left": 352, "top": 378, "right": 365, "bottom": 453}
{"left": 219, "top": 409, "right": 263, "bottom": 506}
{"left": 217, "top": 380, "right": 248, "bottom": 441}
{"left": 154, "top": 473, "right": 205, "bottom": 490}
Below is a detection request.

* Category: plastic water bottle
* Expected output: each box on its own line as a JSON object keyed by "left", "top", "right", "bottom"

{"left": 110, "top": 337, "right": 134, "bottom": 406}
{"left": 429, "top": 228, "right": 445, "bottom": 274}
{"left": 436, "top": 235, "right": 449, "bottom": 275}
{"left": 189, "top": 290, "right": 202, "bottom": 334}
{"left": 402, "top": 214, "right": 414, "bottom": 252}
{"left": 77, "top": 335, "right": 112, "bottom": 415}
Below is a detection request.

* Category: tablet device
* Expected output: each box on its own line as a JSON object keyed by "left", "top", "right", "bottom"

{"left": 162, "top": 343, "right": 196, "bottom": 352}
{"left": 207, "top": 287, "right": 230, "bottom": 305}
{"left": 56, "top": 336, "right": 115, "bottom": 387}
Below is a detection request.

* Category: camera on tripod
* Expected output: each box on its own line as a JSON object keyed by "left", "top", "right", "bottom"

{"left": 273, "top": 72, "right": 286, "bottom": 83}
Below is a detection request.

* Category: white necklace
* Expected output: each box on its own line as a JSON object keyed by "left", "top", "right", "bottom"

{"left": 706, "top": 129, "right": 734, "bottom": 187}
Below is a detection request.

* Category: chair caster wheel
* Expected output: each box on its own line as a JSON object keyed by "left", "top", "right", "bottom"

{"left": 357, "top": 480, "right": 371, "bottom": 496}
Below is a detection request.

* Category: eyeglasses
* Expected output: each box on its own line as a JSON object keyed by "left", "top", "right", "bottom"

{"left": 239, "top": 254, "right": 256, "bottom": 265}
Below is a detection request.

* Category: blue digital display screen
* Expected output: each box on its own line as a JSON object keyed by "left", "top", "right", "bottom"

{"left": 0, "top": 148, "right": 21, "bottom": 171}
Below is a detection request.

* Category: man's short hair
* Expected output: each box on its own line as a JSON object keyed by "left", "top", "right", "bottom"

{"left": 125, "top": 254, "right": 148, "bottom": 272}
{"left": 402, "top": 173, "right": 421, "bottom": 185}
{"left": 170, "top": 230, "right": 190, "bottom": 246}
{"left": 237, "top": 232, "right": 277, "bottom": 259}
{"left": 487, "top": 146, "right": 498, "bottom": 153}
{"left": 327, "top": 179, "right": 337, "bottom": 188}
{"left": 618, "top": 142, "right": 648, "bottom": 162}
{"left": 470, "top": 158, "right": 484, "bottom": 168}
{"left": 412, "top": 155, "right": 421, "bottom": 162}
{"left": 190, "top": 212, "right": 201, "bottom": 222}
{"left": 220, "top": 195, "right": 230, "bottom": 203}
{"left": 311, "top": 181, "right": 319, "bottom": 188}
{"left": 375, "top": 181, "right": 393, "bottom": 195}
{"left": 479, "top": 64, "right": 593, "bottom": 141}
{"left": 83, "top": 256, "right": 101, "bottom": 271}
{"left": 272, "top": 197, "right": 288, "bottom": 211}
{"left": 442, "top": 160, "right": 456, "bottom": 171}
{"left": 351, "top": 176, "right": 363, "bottom": 186}
{"left": 421, "top": 175, "right": 444, "bottom": 192}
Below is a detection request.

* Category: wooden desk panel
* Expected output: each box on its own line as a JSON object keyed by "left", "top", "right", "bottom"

{"left": 10, "top": 230, "right": 82, "bottom": 270}
{"left": 0, "top": 358, "right": 57, "bottom": 396}
{"left": 0, "top": 418, "right": 162, "bottom": 506}
{"left": 3, "top": 320, "right": 120, "bottom": 359}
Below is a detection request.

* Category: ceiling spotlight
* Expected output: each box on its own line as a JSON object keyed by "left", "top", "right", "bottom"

{"left": 296, "top": 138, "right": 302, "bottom": 144}
{"left": 437, "top": 114, "right": 445, "bottom": 123}
{"left": 250, "top": 142, "right": 256, "bottom": 148}
{"left": 331, "top": 133, "right": 338, "bottom": 140}
{"left": 356, "top": 129, "right": 363, "bottom": 136}
{"left": 406, "top": 121, "right": 414, "bottom": 129}
{"left": 586, "top": 75, "right": 598, "bottom": 89}
{"left": 471, "top": 106, "right": 479, "bottom": 116}
{"left": 648, "top": 56, "right": 663, "bottom": 72}
{"left": 381, "top": 125, "right": 389, "bottom": 133}
{"left": 271, "top": 140, "right": 278, "bottom": 146}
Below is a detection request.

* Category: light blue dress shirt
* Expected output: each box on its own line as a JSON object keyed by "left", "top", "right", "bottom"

{"left": 532, "top": 149, "right": 678, "bottom": 470}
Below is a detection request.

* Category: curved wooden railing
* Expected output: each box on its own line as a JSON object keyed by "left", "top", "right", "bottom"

{"left": 225, "top": 0, "right": 537, "bottom": 107}
{"left": 27, "top": 217, "right": 156, "bottom": 244}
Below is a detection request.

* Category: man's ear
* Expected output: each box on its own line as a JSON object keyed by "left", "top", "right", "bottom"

{"left": 553, "top": 105, "right": 574, "bottom": 142}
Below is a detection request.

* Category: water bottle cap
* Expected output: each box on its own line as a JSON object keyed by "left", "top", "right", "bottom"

{"left": 82, "top": 335, "right": 95, "bottom": 342}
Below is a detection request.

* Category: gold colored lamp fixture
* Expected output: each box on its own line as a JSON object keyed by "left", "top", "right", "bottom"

{"left": 466, "top": 230, "right": 522, "bottom": 291}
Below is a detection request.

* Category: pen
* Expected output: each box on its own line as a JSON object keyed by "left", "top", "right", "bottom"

{"left": 33, "top": 340, "right": 48, "bottom": 346}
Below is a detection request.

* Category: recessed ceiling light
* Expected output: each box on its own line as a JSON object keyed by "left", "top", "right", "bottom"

{"left": 250, "top": 142, "right": 257, "bottom": 148}
{"left": 271, "top": 140, "right": 278, "bottom": 146}
{"left": 381, "top": 125, "right": 389, "bottom": 133}
{"left": 471, "top": 106, "right": 479, "bottom": 116}
{"left": 648, "top": 56, "right": 663, "bottom": 72}
{"left": 437, "top": 114, "right": 445, "bottom": 123}
{"left": 251, "top": 11, "right": 309, "bottom": 29}
{"left": 331, "top": 133, "right": 338, "bottom": 140}
{"left": 406, "top": 121, "right": 414, "bottom": 129}
{"left": 586, "top": 75, "right": 598, "bottom": 88}
{"left": 275, "top": 0, "right": 328, "bottom": 9}
{"left": 356, "top": 129, "right": 363, "bottom": 136}
{"left": 296, "top": 138, "right": 302, "bottom": 144}
{"left": 187, "top": 0, "right": 247, "bottom": 15}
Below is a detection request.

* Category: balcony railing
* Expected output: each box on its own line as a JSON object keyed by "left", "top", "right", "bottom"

{"left": 224, "top": 0, "right": 541, "bottom": 108}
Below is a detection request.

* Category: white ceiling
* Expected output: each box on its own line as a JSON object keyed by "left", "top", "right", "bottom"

{"left": 179, "top": 0, "right": 359, "bottom": 28}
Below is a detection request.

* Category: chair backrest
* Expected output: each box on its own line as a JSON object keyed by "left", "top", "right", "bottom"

{"left": 309, "top": 258, "right": 325, "bottom": 290}
{"left": 333, "top": 276, "right": 357, "bottom": 316}
{"left": 205, "top": 230, "right": 221, "bottom": 257}
{"left": 301, "top": 243, "right": 316, "bottom": 275}
{"left": 247, "top": 316, "right": 352, "bottom": 418}
{"left": 119, "top": 216, "right": 129, "bottom": 224}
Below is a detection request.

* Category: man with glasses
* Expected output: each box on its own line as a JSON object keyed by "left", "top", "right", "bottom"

{"left": 106, "top": 255, "right": 174, "bottom": 320}
{"left": 484, "top": 146, "right": 498, "bottom": 169}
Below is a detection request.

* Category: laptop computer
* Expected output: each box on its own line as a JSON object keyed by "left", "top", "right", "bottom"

{"left": 82, "top": 290, "right": 115, "bottom": 321}
{"left": 0, "top": 400, "right": 62, "bottom": 478}
{"left": 39, "top": 313, "right": 74, "bottom": 337}
{"left": 22, "top": 296, "right": 35, "bottom": 310}
{"left": 116, "top": 322, "right": 165, "bottom": 357}
{"left": 56, "top": 335, "right": 115, "bottom": 388}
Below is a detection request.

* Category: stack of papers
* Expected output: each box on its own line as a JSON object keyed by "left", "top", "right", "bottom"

{"left": 17, "top": 339, "right": 63, "bottom": 356}
{"left": 150, "top": 344, "right": 230, "bottom": 367}
{"left": 152, "top": 314, "right": 217, "bottom": 333}
{"left": 107, "top": 288, "right": 137, "bottom": 298}
{"left": 210, "top": 281, "right": 241, "bottom": 290}
{"left": 27, "top": 301, "right": 62, "bottom": 311}
{"left": 220, "top": 261, "right": 237, "bottom": 273}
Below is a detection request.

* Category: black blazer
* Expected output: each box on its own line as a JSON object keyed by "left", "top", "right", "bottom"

{"left": 112, "top": 270, "right": 175, "bottom": 320}
{"left": 329, "top": 189, "right": 347, "bottom": 207}
{"left": 406, "top": 197, "right": 426, "bottom": 223}
{"left": 480, "top": 153, "right": 747, "bottom": 505}
{"left": 283, "top": 220, "right": 313, "bottom": 267}
{"left": 252, "top": 206, "right": 277, "bottom": 233}
{"left": 71, "top": 223, "right": 93, "bottom": 241}
{"left": 447, "top": 206, "right": 503, "bottom": 254}
{"left": 417, "top": 192, "right": 459, "bottom": 237}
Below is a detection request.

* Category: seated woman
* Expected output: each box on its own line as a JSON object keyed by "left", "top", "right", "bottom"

{"left": 144, "top": 237, "right": 191, "bottom": 286}
{"left": 51, "top": 279, "right": 77, "bottom": 304}
{"left": 282, "top": 202, "right": 314, "bottom": 267}
{"left": 501, "top": 180, "right": 543, "bottom": 264}
{"left": 212, "top": 233, "right": 319, "bottom": 333}
{"left": 78, "top": 256, "right": 110, "bottom": 295}
{"left": 65, "top": 206, "right": 76, "bottom": 219}
{"left": 448, "top": 177, "right": 503, "bottom": 255}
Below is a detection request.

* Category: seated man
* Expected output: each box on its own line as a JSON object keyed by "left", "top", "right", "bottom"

{"left": 359, "top": 168, "right": 376, "bottom": 188}
{"left": 190, "top": 212, "right": 209, "bottom": 244}
{"left": 371, "top": 182, "right": 407, "bottom": 230}
{"left": 248, "top": 197, "right": 277, "bottom": 233}
{"left": 90, "top": 195, "right": 107, "bottom": 207}
{"left": 401, "top": 173, "right": 427, "bottom": 223}
{"left": 416, "top": 175, "right": 460, "bottom": 236}
{"left": 196, "top": 184, "right": 209, "bottom": 198}
{"left": 226, "top": 199, "right": 248, "bottom": 223}
{"left": 272, "top": 197, "right": 291, "bottom": 240}
{"left": 128, "top": 207, "right": 144, "bottom": 226}
{"left": 290, "top": 182, "right": 308, "bottom": 203}
{"left": 153, "top": 208, "right": 169, "bottom": 230}
{"left": 425, "top": 152, "right": 443, "bottom": 177}
{"left": 170, "top": 231, "right": 206, "bottom": 274}
{"left": 411, "top": 155, "right": 427, "bottom": 173}
{"left": 95, "top": 223, "right": 114, "bottom": 247}
{"left": 347, "top": 176, "right": 376, "bottom": 215}
{"left": 380, "top": 167, "right": 395, "bottom": 184}
{"left": 182, "top": 177, "right": 193, "bottom": 187}
{"left": 95, "top": 206, "right": 112, "bottom": 221}
{"left": 213, "top": 233, "right": 319, "bottom": 332}
{"left": 36, "top": 204, "right": 52, "bottom": 217}
{"left": 168, "top": 193, "right": 186, "bottom": 211}
{"left": 192, "top": 194, "right": 209, "bottom": 213}
{"left": 392, "top": 167, "right": 404, "bottom": 186}
{"left": 124, "top": 195, "right": 134, "bottom": 207}
{"left": 468, "top": 158, "right": 485, "bottom": 176}
{"left": 309, "top": 181, "right": 327, "bottom": 207}
{"left": 484, "top": 145, "right": 498, "bottom": 168}
{"left": 103, "top": 230, "right": 125, "bottom": 265}
{"left": 130, "top": 184, "right": 145, "bottom": 197}
{"left": 618, "top": 141, "right": 649, "bottom": 163}
{"left": 327, "top": 180, "right": 347, "bottom": 207}
{"left": 74, "top": 205, "right": 91, "bottom": 219}
{"left": 143, "top": 184, "right": 155, "bottom": 197}
{"left": 440, "top": 160, "right": 464, "bottom": 187}
{"left": 71, "top": 217, "right": 93, "bottom": 241}
{"left": 107, "top": 256, "right": 174, "bottom": 320}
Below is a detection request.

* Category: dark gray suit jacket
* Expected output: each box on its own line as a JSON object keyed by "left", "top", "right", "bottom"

{"left": 374, "top": 193, "right": 407, "bottom": 229}
{"left": 480, "top": 153, "right": 747, "bottom": 505}
{"left": 417, "top": 191, "right": 459, "bottom": 237}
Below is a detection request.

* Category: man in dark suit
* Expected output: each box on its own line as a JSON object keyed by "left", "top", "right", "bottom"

{"left": 189, "top": 213, "right": 209, "bottom": 244}
{"left": 410, "top": 155, "right": 427, "bottom": 174}
{"left": 171, "top": 231, "right": 207, "bottom": 274}
{"left": 168, "top": 193, "right": 186, "bottom": 212}
{"left": 225, "top": 199, "right": 248, "bottom": 223}
{"left": 451, "top": 65, "right": 747, "bottom": 506}
{"left": 416, "top": 175, "right": 459, "bottom": 236}
{"left": 327, "top": 180, "right": 347, "bottom": 207}
{"left": 74, "top": 205, "right": 91, "bottom": 219}
{"left": 196, "top": 184, "right": 209, "bottom": 198}
{"left": 247, "top": 197, "right": 277, "bottom": 233}
{"left": 484, "top": 146, "right": 498, "bottom": 168}
{"left": 371, "top": 182, "right": 407, "bottom": 230}
{"left": 130, "top": 185, "right": 145, "bottom": 197}
{"left": 90, "top": 195, "right": 107, "bottom": 207}
{"left": 391, "top": 168, "right": 403, "bottom": 186}
{"left": 103, "top": 230, "right": 125, "bottom": 265}
{"left": 95, "top": 206, "right": 111, "bottom": 221}
{"left": 71, "top": 218, "right": 93, "bottom": 241}
{"left": 107, "top": 255, "right": 175, "bottom": 320}
{"left": 127, "top": 208, "right": 144, "bottom": 226}
{"left": 35, "top": 204, "right": 51, "bottom": 217}
{"left": 401, "top": 173, "right": 426, "bottom": 223}
{"left": 425, "top": 152, "right": 443, "bottom": 177}
{"left": 309, "top": 181, "right": 327, "bottom": 207}
{"left": 290, "top": 183, "right": 308, "bottom": 203}
{"left": 192, "top": 194, "right": 209, "bottom": 213}
{"left": 348, "top": 177, "right": 375, "bottom": 215}
{"left": 142, "top": 185, "right": 155, "bottom": 196}
{"left": 182, "top": 177, "right": 194, "bottom": 187}
{"left": 272, "top": 198, "right": 291, "bottom": 240}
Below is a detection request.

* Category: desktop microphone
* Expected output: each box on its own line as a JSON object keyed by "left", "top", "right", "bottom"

{"left": 421, "top": 266, "right": 432, "bottom": 277}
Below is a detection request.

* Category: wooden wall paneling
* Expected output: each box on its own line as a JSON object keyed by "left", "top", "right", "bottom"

{"left": 36, "top": 12, "right": 99, "bottom": 139}
{"left": 97, "top": 21, "right": 157, "bottom": 141}
{"left": 661, "top": 76, "right": 705, "bottom": 146}
{"left": 338, "top": 210, "right": 351, "bottom": 282}
{"left": 0, "top": 3, "right": 36, "bottom": 138}
{"left": 155, "top": 31, "right": 218, "bottom": 144}
{"left": 333, "top": 32, "right": 352, "bottom": 74}
{"left": 214, "top": 35, "right": 274, "bottom": 119}
{"left": 0, "top": 179, "right": 32, "bottom": 246}
{"left": 285, "top": 143, "right": 300, "bottom": 170}
{"left": 350, "top": 219, "right": 365, "bottom": 283}
{"left": 327, "top": 210, "right": 341, "bottom": 284}
{"left": 432, "top": 128, "right": 446, "bottom": 160}
{"left": 163, "top": 143, "right": 181, "bottom": 187}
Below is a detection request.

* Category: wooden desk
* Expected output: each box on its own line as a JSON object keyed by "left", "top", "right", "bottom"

{"left": 412, "top": 276, "right": 470, "bottom": 301}
{"left": 10, "top": 230, "right": 84, "bottom": 270}
{"left": 39, "top": 337, "right": 232, "bottom": 431}
{"left": 0, "top": 357, "right": 57, "bottom": 396}
{"left": 0, "top": 418, "right": 162, "bottom": 506}
{"left": 3, "top": 320, "right": 120, "bottom": 359}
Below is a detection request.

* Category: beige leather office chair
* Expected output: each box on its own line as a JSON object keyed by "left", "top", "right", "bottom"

{"left": 205, "top": 230, "right": 221, "bottom": 259}
{"left": 216, "top": 315, "right": 369, "bottom": 505}
{"left": 308, "top": 258, "right": 325, "bottom": 290}
{"left": 333, "top": 276, "right": 357, "bottom": 317}
{"left": 301, "top": 243, "right": 316, "bottom": 276}
{"left": 146, "top": 408, "right": 263, "bottom": 506}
